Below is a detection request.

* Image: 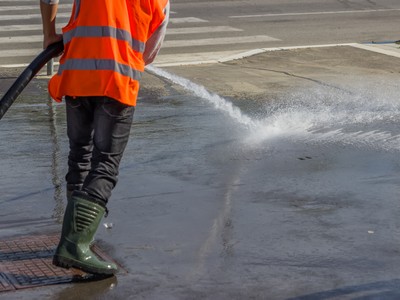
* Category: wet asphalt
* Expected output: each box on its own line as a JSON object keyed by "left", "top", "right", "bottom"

{"left": 1, "top": 44, "right": 400, "bottom": 299}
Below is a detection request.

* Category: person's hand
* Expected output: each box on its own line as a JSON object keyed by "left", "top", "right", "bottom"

{"left": 43, "top": 33, "right": 63, "bottom": 49}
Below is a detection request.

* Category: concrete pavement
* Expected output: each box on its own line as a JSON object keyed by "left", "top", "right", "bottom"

{"left": 154, "top": 43, "right": 400, "bottom": 106}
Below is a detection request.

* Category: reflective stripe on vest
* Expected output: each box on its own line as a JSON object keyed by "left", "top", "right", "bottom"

{"left": 58, "top": 58, "right": 143, "bottom": 81}
{"left": 73, "top": 0, "right": 80, "bottom": 21}
{"left": 48, "top": 0, "right": 169, "bottom": 106}
{"left": 63, "top": 26, "right": 146, "bottom": 53}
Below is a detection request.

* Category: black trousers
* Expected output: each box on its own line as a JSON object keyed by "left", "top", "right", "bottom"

{"left": 65, "top": 96, "right": 134, "bottom": 203}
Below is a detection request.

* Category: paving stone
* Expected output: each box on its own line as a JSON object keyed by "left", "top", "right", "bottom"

{"left": 0, "top": 234, "right": 121, "bottom": 293}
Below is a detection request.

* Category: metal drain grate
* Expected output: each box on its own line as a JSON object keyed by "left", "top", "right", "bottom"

{"left": 0, "top": 234, "right": 120, "bottom": 292}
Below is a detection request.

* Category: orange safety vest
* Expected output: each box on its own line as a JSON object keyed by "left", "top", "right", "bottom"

{"left": 48, "top": 0, "right": 168, "bottom": 106}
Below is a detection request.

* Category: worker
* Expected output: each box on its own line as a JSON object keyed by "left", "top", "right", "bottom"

{"left": 40, "top": 0, "right": 170, "bottom": 275}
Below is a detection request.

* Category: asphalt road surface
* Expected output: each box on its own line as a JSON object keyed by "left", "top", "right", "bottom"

{"left": 0, "top": 0, "right": 399, "bottom": 67}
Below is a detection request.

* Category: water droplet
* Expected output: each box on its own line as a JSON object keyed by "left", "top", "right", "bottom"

{"left": 104, "top": 222, "right": 113, "bottom": 229}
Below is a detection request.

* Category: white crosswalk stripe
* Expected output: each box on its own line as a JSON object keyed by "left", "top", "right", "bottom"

{"left": 0, "top": 4, "right": 72, "bottom": 12}
{"left": 167, "top": 26, "right": 242, "bottom": 35}
{"left": 0, "top": 48, "right": 41, "bottom": 58}
{"left": 163, "top": 35, "right": 280, "bottom": 48}
{"left": 0, "top": 3, "right": 282, "bottom": 68}
{"left": 0, "top": 12, "right": 71, "bottom": 21}
{"left": 0, "top": 24, "right": 45, "bottom": 32}
{"left": 0, "top": 0, "right": 43, "bottom": 2}
{"left": 0, "top": 35, "right": 42, "bottom": 43}
{"left": 169, "top": 17, "right": 208, "bottom": 24}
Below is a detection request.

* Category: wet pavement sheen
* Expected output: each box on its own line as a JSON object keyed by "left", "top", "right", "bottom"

{"left": 1, "top": 45, "right": 400, "bottom": 299}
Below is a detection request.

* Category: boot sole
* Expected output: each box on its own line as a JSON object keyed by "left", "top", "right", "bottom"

{"left": 53, "top": 255, "right": 116, "bottom": 276}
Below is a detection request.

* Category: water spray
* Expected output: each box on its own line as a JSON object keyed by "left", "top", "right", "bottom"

{"left": 146, "top": 65, "right": 257, "bottom": 129}
{"left": 147, "top": 66, "right": 400, "bottom": 152}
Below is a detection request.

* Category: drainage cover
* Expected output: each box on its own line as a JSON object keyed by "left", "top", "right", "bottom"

{"left": 0, "top": 234, "right": 121, "bottom": 292}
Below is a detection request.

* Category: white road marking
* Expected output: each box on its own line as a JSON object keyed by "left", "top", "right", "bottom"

{"left": 0, "top": 0, "right": 40, "bottom": 2}
{"left": 154, "top": 44, "right": 355, "bottom": 67}
{"left": 0, "top": 24, "right": 235, "bottom": 34}
{"left": 167, "top": 26, "right": 242, "bottom": 35}
{"left": 0, "top": 35, "right": 42, "bottom": 43}
{"left": 169, "top": 17, "right": 208, "bottom": 24}
{"left": 351, "top": 43, "right": 400, "bottom": 59}
{"left": 0, "top": 62, "right": 59, "bottom": 69}
{"left": 0, "top": 48, "right": 42, "bottom": 58}
{"left": 2, "top": 43, "right": 400, "bottom": 69}
{"left": 0, "top": 4, "right": 71, "bottom": 11}
{"left": 0, "top": 24, "right": 64, "bottom": 32}
{"left": 153, "top": 50, "right": 252, "bottom": 67}
{"left": 163, "top": 35, "right": 281, "bottom": 48}
{"left": 0, "top": 13, "right": 190, "bottom": 22}
{"left": 153, "top": 43, "right": 400, "bottom": 67}
{"left": 0, "top": 27, "right": 243, "bottom": 43}
{"left": 0, "top": 12, "right": 71, "bottom": 21}
{"left": 0, "top": 24, "right": 43, "bottom": 32}
{"left": 230, "top": 8, "right": 400, "bottom": 18}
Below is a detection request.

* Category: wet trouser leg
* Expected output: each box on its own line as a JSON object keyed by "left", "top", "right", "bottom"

{"left": 65, "top": 96, "right": 134, "bottom": 203}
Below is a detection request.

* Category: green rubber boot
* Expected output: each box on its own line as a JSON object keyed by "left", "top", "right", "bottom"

{"left": 53, "top": 192, "right": 118, "bottom": 276}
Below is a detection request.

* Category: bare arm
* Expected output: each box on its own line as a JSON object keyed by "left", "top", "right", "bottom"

{"left": 40, "top": 0, "right": 62, "bottom": 48}
{"left": 143, "top": 1, "right": 170, "bottom": 65}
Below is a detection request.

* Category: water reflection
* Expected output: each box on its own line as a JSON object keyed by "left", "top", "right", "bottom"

{"left": 47, "top": 95, "right": 64, "bottom": 224}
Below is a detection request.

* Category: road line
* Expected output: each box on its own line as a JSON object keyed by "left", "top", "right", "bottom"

{"left": 0, "top": 21, "right": 222, "bottom": 33}
{"left": 0, "top": 12, "right": 70, "bottom": 21}
{"left": 0, "top": 62, "right": 59, "bottom": 69}
{"left": 154, "top": 43, "right": 357, "bottom": 67}
{"left": 0, "top": 24, "right": 62, "bottom": 32}
{"left": 0, "top": 14, "right": 186, "bottom": 22}
{"left": 230, "top": 8, "right": 400, "bottom": 18}
{"left": 0, "top": 0, "right": 40, "bottom": 2}
{"left": 163, "top": 35, "right": 280, "bottom": 48}
{"left": 167, "top": 26, "right": 242, "bottom": 35}
{"left": 0, "top": 24, "right": 42, "bottom": 32}
{"left": 0, "top": 4, "right": 71, "bottom": 11}
{"left": 0, "top": 27, "right": 243, "bottom": 43}
{"left": 3, "top": 43, "right": 400, "bottom": 69}
{"left": 153, "top": 50, "right": 252, "bottom": 67}
{"left": 0, "top": 23, "right": 231, "bottom": 36}
{"left": 0, "top": 35, "right": 42, "bottom": 43}
{"left": 351, "top": 43, "right": 400, "bottom": 59}
{"left": 0, "top": 48, "right": 42, "bottom": 58}
{"left": 0, "top": 26, "right": 234, "bottom": 35}
{"left": 169, "top": 17, "right": 208, "bottom": 24}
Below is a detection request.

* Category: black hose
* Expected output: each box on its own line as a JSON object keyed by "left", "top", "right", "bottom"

{"left": 0, "top": 40, "right": 64, "bottom": 120}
